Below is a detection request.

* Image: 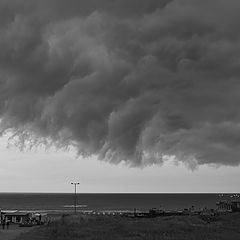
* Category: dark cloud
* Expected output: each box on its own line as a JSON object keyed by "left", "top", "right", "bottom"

{"left": 0, "top": 0, "right": 240, "bottom": 168}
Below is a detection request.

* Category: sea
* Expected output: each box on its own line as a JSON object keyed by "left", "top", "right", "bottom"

{"left": 0, "top": 193, "right": 236, "bottom": 213}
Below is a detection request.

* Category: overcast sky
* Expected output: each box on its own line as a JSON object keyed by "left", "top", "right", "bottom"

{"left": 0, "top": 0, "right": 240, "bottom": 193}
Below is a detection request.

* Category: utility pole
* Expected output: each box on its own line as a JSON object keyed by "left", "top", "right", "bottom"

{"left": 71, "top": 182, "right": 80, "bottom": 214}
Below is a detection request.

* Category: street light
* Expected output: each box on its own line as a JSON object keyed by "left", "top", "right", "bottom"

{"left": 71, "top": 182, "right": 80, "bottom": 214}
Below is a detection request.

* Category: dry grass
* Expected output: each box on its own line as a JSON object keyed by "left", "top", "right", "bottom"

{"left": 14, "top": 213, "right": 240, "bottom": 240}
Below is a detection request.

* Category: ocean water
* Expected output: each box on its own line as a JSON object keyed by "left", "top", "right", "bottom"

{"left": 0, "top": 193, "right": 235, "bottom": 212}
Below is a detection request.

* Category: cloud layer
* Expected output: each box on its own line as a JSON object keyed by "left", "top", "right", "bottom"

{"left": 1, "top": 0, "right": 240, "bottom": 167}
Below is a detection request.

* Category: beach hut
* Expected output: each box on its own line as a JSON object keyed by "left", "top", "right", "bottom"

{"left": 3, "top": 211, "right": 31, "bottom": 224}
{"left": 231, "top": 201, "right": 240, "bottom": 212}
{"left": 216, "top": 200, "right": 232, "bottom": 212}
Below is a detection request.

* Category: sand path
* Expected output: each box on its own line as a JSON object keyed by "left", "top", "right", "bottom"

{"left": 0, "top": 225, "right": 36, "bottom": 240}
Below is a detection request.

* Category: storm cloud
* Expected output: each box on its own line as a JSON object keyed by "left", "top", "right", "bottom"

{"left": 0, "top": 0, "right": 240, "bottom": 168}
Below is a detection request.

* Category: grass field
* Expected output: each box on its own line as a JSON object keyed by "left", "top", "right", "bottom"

{"left": 14, "top": 213, "right": 240, "bottom": 240}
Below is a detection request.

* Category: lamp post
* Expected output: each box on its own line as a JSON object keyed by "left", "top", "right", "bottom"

{"left": 71, "top": 182, "right": 80, "bottom": 214}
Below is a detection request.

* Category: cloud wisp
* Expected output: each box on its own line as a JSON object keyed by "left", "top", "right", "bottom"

{"left": 0, "top": 0, "right": 240, "bottom": 168}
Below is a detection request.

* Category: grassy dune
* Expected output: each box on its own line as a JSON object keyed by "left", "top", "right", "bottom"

{"left": 15, "top": 213, "right": 240, "bottom": 240}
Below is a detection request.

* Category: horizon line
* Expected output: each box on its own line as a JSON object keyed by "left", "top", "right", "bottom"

{"left": 0, "top": 191, "right": 238, "bottom": 194}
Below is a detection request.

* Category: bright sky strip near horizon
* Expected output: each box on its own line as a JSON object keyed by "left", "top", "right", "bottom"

{"left": 1, "top": 0, "right": 240, "bottom": 193}
{"left": 0, "top": 135, "right": 239, "bottom": 193}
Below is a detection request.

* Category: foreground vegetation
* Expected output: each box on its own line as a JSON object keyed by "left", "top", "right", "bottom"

{"left": 15, "top": 213, "right": 240, "bottom": 240}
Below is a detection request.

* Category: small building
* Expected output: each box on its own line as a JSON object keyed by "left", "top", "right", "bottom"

{"left": 3, "top": 211, "right": 31, "bottom": 224}
{"left": 231, "top": 201, "right": 240, "bottom": 212}
{"left": 216, "top": 200, "right": 232, "bottom": 212}
{"left": 32, "top": 213, "right": 48, "bottom": 224}
{"left": 216, "top": 200, "right": 240, "bottom": 213}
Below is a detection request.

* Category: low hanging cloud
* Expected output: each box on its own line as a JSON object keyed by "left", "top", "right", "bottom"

{"left": 1, "top": 0, "right": 240, "bottom": 168}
